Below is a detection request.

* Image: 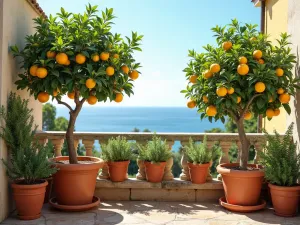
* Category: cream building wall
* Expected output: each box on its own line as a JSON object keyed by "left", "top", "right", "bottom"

{"left": 0, "top": 0, "right": 42, "bottom": 222}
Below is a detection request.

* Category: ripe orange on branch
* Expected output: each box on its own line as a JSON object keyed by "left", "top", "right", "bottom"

{"left": 187, "top": 100, "right": 196, "bottom": 108}
{"left": 255, "top": 82, "right": 266, "bottom": 93}
{"left": 244, "top": 112, "right": 252, "bottom": 120}
{"left": 253, "top": 50, "right": 263, "bottom": 59}
{"left": 203, "top": 96, "right": 208, "bottom": 103}
{"left": 210, "top": 64, "right": 221, "bottom": 73}
{"left": 227, "top": 87, "right": 234, "bottom": 95}
{"left": 113, "top": 54, "right": 119, "bottom": 59}
{"left": 257, "top": 59, "right": 264, "bottom": 64}
{"left": 276, "top": 68, "right": 284, "bottom": 77}
{"left": 279, "top": 93, "right": 290, "bottom": 104}
{"left": 36, "top": 68, "right": 48, "bottom": 78}
{"left": 274, "top": 108, "right": 280, "bottom": 116}
{"left": 216, "top": 87, "right": 227, "bottom": 97}
{"left": 87, "top": 95, "right": 97, "bottom": 105}
{"left": 75, "top": 53, "right": 86, "bottom": 64}
{"left": 129, "top": 70, "right": 139, "bottom": 80}
{"left": 106, "top": 66, "right": 115, "bottom": 76}
{"left": 222, "top": 41, "right": 232, "bottom": 51}
{"left": 29, "top": 65, "right": 38, "bottom": 76}
{"left": 189, "top": 75, "right": 198, "bottom": 84}
{"left": 56, "top": 53, "right": 68, "bottom": 65}
{"left": 37, "top": 92, "right": 49, "bottom": 103}
{"left": 115, "top": 93, "right": 123, "bottom": 103}
{"left": 206, "top": 105, "right": 217, "bottom": 117}
{"left": 53, "top": 89, "right": 59, "bottom": 97}
{"left": 47, "top": 51, "right": 56, "bottom": 58}
{"left": 100, "top": 52, "right": 110, "bottom": 61}
{"left": 68, "top": 92, "right": 75, "bottom": 99}
{"left": 239, "top": 56, "right": 247, "bottom": 64}
{"left": 203, "top": 70, "right": 213, "bottom": 79}
{"left": 237, "top": 64, "right": 249, "bottom": 75}
{"left": 86, "top": 78, "right": 96, "bottom": 89}
{"left": 237, "top": 96, "right": 241, "bottom": 104}
{"left": 277, "top": 88, "right": 284, "bottom": 94}
{"left": 92, "top": 54, "right": 100, "bottom": 62}
{"left": 266, "top": 108, "right": 275, "bottom": 118}
{"left": 121, "top": 65, "right": 129, "bottom": 74}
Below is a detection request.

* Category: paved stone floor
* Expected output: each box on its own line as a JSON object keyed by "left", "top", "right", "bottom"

{"left": 1, "top": 201, "right": 300, "bottom": 225}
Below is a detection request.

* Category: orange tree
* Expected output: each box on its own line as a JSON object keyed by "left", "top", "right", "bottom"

{"left": 11, "top": 5, "right": 143, "bottom": 164}
{"left": 182, "top": 19, "right": 299, "bottom": 170}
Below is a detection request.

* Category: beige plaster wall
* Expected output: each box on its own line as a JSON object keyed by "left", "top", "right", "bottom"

{"left": 0, "top": 0, "right": 42, "bottom": 222}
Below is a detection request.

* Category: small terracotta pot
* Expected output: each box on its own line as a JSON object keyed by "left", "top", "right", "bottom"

{"left": 107, "top": 160, "right": 130, "bottom": 182}
{"left": 188, "top": 162, "right": 210, "bottom": 184}
{"left": 51, "top": 156, "right": 104, "bottom": 206}
{"left": 12, "top": 180, "right": 48, "bottom": 220}
{"left": 269, "top": 183, "right": 300, "bottom": 217}
{"left": 144, "top": 161, "right": 166, "bottom": 183}
{"left": 217, "top": 163, "right": 264, "bottom": 206}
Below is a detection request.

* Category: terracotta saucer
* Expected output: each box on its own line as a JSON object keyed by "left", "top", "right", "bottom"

{"left": 219, "top": 197, "right": 266, "bottom": 213}
{"left": 49, "top": 196, "right": 100, "bottom": 212}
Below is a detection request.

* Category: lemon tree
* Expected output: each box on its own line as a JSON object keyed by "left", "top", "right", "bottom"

{"left": 11, "top": 5, "right": 143, "bottom": 164}
{"left": 182, "top": 19, "right": 299, "bottom": 170}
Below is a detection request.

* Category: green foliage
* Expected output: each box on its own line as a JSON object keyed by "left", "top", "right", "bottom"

{"left": 42, "top": 103, "right": 56, "bottom": 130}
{"left": 259, "top": 123, "right": 300, "bottom": 186}
{"left": 184, "top": 136, "right": 217, "bottom": 164}
{"left": 54, "top": 117, "right": 68, "bottom": 131}
{"left": 225, "top": 117, "right": 257, "bottom": 133}
{"left": 1, "top": 93, "right": 57, "bottom": 184}
{"left": 138, "top": 135, "right": 172, "bottom": 163}
{"left": 101, "top": 136, "right": 134, "bottom": 162}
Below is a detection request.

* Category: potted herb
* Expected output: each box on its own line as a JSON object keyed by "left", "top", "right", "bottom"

{"left": 11, "top": 4, "right": 142, "bottom": 209}
{"left": 182, "top": 19, "right": 299, "bottom": 208}
{"left": 1, "top": 93, "right": 57, "bottom": 220}
{"left": 259, "top": 123, "right": 300, "bottom": 217}
{"left": 184, "top": 136, "right": 216, "bottom": 184}
{"left": 101, "top": 136, "right": 134, "bottom": 182}
{"left": 138, "top": 135, "right": 172, "bottom": 183}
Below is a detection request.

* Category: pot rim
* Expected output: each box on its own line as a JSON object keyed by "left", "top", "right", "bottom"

{"left": 268, "top": 183, "right": 300, "bottom": 191}
{"left": 11, "top": 180, "right": 48, "bottom": 189}
{"left": 51, "top": 156, "right": 104, "bottom": 171}
{"left": 187, "top": 162, "right": 210, "bottom": 167}
{"left": 217, "top": 163, "right": 264, "bottom": 177}
{"left": 107, "top": 160, "right": 130, "bottom": 163}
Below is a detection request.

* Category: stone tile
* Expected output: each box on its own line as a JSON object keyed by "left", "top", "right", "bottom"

{"left": 96, "top": 209, "right": 145, "bottom": 224}
{"left": 94, "top": 188, "right": 130, "bottom": 201}
{"left": 196, "top": 189, "right": 225, "bottom": 202}
{"left": 163, "top": 179, "right": 223, "bottom": 190}
{"left": 44, "top": 212, "right": 96, "bottom": 225}
{"left": 133, "top": 210, "right": 176, "bottom": 224}
{"left": 1, "top": 215, "right": 45, "bottom": 225}
{"left": 97, "top": 178, "right": 162, "bottom": 189}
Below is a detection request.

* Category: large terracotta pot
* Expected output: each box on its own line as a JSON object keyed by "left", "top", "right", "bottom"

{"left": 144, "top": 161, "right": 166, "bottom": 183}
{"left": 107, "top": 160, "right": 130, "bottom": 182}
{"left": 269, "top": 183, "right": 300, "bottom": 217}
{"left": 44, "top": 176, "right": 53, "bottom": 203}
{"left": 12, "top": 180, "right": 48, "bottom": 220}
{"left": 52, "top": 156, "right": 104, "bottom": 206}
{"left": 188, "top": 162, "right": 210, "bottom": 184}
{"left": 217, "top": 163, "right": 264, "bottom": 206}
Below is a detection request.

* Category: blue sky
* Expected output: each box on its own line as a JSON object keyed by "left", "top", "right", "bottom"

{"left": 39, "top": 0, "right": 260, "bottom": 107}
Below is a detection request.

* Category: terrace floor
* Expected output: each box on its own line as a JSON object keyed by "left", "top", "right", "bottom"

{"left": 1, "top": 201, "right": 300, "bottom": 225}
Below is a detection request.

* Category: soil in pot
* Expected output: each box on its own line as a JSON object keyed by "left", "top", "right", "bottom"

{"left": 269, "top": 183, "right": 300, "bottom": 217}
{"left": 217, "top": 163, "right": 264, "bottom": 206}
{"left": 107, "top": 160, "right": 130, "bottom": 182}
{"left": 12, "top": 180, "right": 48, "bottom": 220}
{"left": 144, "top": 161, "right": 166, "bottom": 183}
{"left": 52, "top": 156, "right": 104, "bottom": 206}
{"left": 188, "top": 162, "right": 210, "bottom": 184}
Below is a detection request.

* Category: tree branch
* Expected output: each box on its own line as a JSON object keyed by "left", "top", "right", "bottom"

{"left": 74, "top": 89, "right": 80, "bottom": 106}
{"left": 241, "top": 94, "right": 262, "bottom": 118}
{"left": 226, "top": 108, "right": 239, "bottom": 122}
{"left": 56, "top": 98, "right": 73, "bottom": 112}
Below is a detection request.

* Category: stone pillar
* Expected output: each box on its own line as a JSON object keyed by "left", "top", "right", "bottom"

{"left": 254, "top": 141, "right": 263, "bottom": 164}
{"left": 38, "top": 137, "right": 48, "bottom": 146}
{"left": 136, "top": 141, "right": 146, "bottom": 180}
{"left": 51, "top": 139, "right": 64, "bottom": 157}
{"left": 217, "top": 141, "right": 232, "bottom": 180}
{"left": 82, "top": 139, "right": 94, "bottom": 156}
{"left": 206, "top": 141, "right": 214, "bottom": 181}
{"left": 163, "top": 141, "right": 174, "bottom": 181}
{"left": 236, "top": 141, "right": 242, "bottom": 163}
{"left": 179, "top": 141, "right": 191, "bottom": 181}
{"left": 74, "top": 139, "right": 80, "bottom": 155}
{"left": 99, "top": 140, "right": 109, "bottom": 179}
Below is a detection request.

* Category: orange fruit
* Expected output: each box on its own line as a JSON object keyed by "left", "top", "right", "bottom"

{"left": 121, "top": 65, "right": 129, "bottom": 74}
{"left": 276, "top": 68, "right": 284, "bottom": 77}
{"left": 106, "top": 66, "right": 115, "bottom": 76}
{"left": 222, "top": 41, "right": 232, "bottom": 51}
{"left": 255, "top": 82, "right": 266, "bottom": 93}
{"left": 87, "top": 95, "right": 97, "bottom": 105}
{"left": 189, "top": 75, "right": 198, "bottom": 84}
{"left": 86, "top": 78, "right": 96, "bottom": 89}
{"left": 68, "top": 92, "right": 75, "bottom": 99}
{"left": 266, "top": 108, "right": 275, "bottom": 118}
{"left": 244, "top": 112, "right": 252, "bottom": 120}
{"left": 269, "top": 97, "right": 273, "bottom": 103}
{"left": 56, "top": 53, "right": 68, "bottom": 65}
{"left": 253, "top": 50, "right": 263, "bottom": 59}
{"left": 47, "top": 51, "right": 56, "bottom": 58}
{"left": 53, "top": 89, "right": 60, "bottom": 97}
{"left": 257, "top": 59, "right": 264, "bottom": 64}
{"left": 100, "top": 52, "right": 110, "bottom": 61}
{"left": 216, "top": 87, "right": 228, "bottom": 97}
{"left": 129, "top": 70, "right": 139, "bottom": 80}
{"left": 29, "top": 65, "right": 38, "bottom": 76}
{"left": 206, "top": 105, "right": 217, "bottom": 117}
{"left": 277, "top": 88, "right": 284, "bottom": 94}
{"left": 115, "top": 93, "right": 123, "bottom": 103}
{"left": 187, "top": 100, "right": 196, "bottom": 108}
{"left": 210, "top": 64, "right": 221, "bottom": 73}
{"left": 203, "top": 70, "right": 213, "bottom": 79}
{"left": 203, "top": 96, "right": 208, "bottom": 103}
{"left": 36, "top": 68, "right": 48, "bottom": 78}
{"left": 92, "top": 54, "right": 100, "bottom": 62}
{"left": 237, "top": 96, "right": 241, "bottom": 104}
{"left": 65, "top": 60, "right": 71, "bottom": 66}
{"left": 250, "top": 37, "right": 257, "bottom": 42}
{"left": 239, "top": 56, "right": 247, "bottom": 64}
{"left": 279, "top": 93, "right": 290, "bottom": 104}
{"left": 274, "top": 108, "right": 280, "bottom": 116}
{"left": 37, "top": 92, "right": 49, "bottom": 103}
{"left": 237, "top": 64, "right": 249, "bottom": 75}
{"left": 75, "top": 53, "right": 86, "bottom": 64}
{"left": 113, "top": 54, "right": 119, "bottom": 59}
{"left": 227, "top": 87, "right": 234, "bottom": 95}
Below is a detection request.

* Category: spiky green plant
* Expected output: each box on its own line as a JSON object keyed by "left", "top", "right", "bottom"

{"left": 184, "top": 136, "right": 217, "bottom": 164}
{"left": 259, "top": 123, "right": 300, "bottom": 186}
{"left": 1, "top": 93, "right": 57, "bottom": 184}
{"left": 138, "top": 135, "right": 172, "bottom": 163}
{"left": 101, "top": 136, "right": 134, "bottom": 162}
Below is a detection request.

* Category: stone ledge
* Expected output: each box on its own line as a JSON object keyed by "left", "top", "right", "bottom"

{"left": 96, "top": 178, "right": 162, "bottom": 189}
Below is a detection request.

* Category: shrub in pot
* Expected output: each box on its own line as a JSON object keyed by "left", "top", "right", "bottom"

{"left": 184, "top": 136, "right": 217, "bottom": 184}
{"left": 182, "top": 19, "right": 299, "bottom": 207}
{"left": 1, "top": 93, "right": 57, "bottom": 220}
{"left": 11, "top": 4, "right": 142, "bottom": 208}
{"left": 138, "top": 135, "right": 172, "bottom": 183}
{"left": 101, "top": 136, "right": 135, "bottom": 182}
{"left": 259, "top": 123, "right": 300, "bottom": 217}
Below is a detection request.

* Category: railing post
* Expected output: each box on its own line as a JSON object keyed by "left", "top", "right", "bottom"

{"left": 82, "top": 139, "right": 94, "bottom": 156}
{"left": 206, "top": 141, "right": 214, "bottom": 181}
{"left": 217, "top": 141, "right": 232, "bottom": 180}
{"left": 99, "top": 140, "right": 109, "bottom": 179}
{"left": 38, "top": 137, "right": 48, "bottom": 146}
{"left": 74, "top": 139, "right": 80, "bottom": 155}
{"left": 51, "top": 139, "right": 64, "bottom": 157}
{"left": 163, "top": 141, "right": 174, "bottom": 181}
{"left": 179, "top": 141, "right": 191, "bottom": 181}
{"left": 254, "top": 141, "right": 263, "bottom": 164}
{"left": 236, "top": 141, "right": 242, "bottom": 163}
{"left": 136, "top": 141, "right": 146, "bottom": 180}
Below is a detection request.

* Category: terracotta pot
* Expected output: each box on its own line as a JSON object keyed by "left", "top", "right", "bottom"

{"left": 144, "top": 161, "right": 166, "bottom": 183}
{"left": 107, "top": 160, "right": 130, "bottom": 182}
{"left": 269, "top": 183, "right": 300, "bottom": 217}
{"left": 12, "top": 180, "right": 48, "bottom": 220}
{"left": 51, "top": 156, "right": 104, "bottom": 206}
{"left": 188, "top": 162, "right": 210, "bottom": 184}
{"left": 44, "top": 177, "right": 53, "bottom": 203}
{"left": 217, "top": 163, "right": 264, "bottom": 206}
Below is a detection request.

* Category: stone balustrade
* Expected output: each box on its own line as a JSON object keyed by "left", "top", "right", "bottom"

{"left": 36, "top": 131, "right": 268, "bottom": 181}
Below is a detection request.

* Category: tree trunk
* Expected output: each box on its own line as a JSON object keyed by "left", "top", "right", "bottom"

{"left": 66, "top": 111, "right": 78, "bottom": 164}
{"left": 236, "top": 118, "right": 250, "bottom": 170}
